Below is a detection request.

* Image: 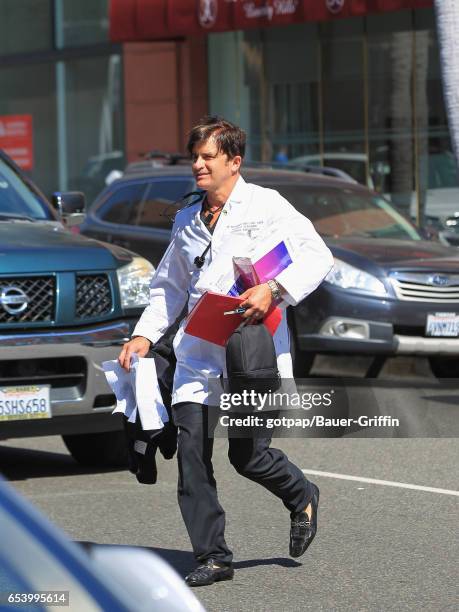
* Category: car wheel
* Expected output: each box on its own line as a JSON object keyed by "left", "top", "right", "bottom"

{"left": 62, "top": 431, "right": 128, "bottom": 467}
{"left": 428, "top": 356, "right": 459, "bottom": 378}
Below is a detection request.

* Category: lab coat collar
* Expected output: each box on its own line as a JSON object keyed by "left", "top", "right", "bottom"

{"left": 226, "top": 174, "right": 248, "bottom": 206}
{"left": 211, "top": 175, "right": 251, "bottom": 250}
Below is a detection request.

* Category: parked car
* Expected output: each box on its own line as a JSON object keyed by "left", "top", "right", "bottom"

{"left": 80, "top": 161, "right": 195, "bottom": 265}
{"left": 288, "top": 152, "right": 372, "bottom": 189}
{"left": 81, "top": 161, "right": 459, "bottom": 378}
{"left": 372, "top": 149, "right": 459, "bottom": 244}
{"left": 407, "top": 151, "right": 459, "bottom": 247}
{"left": 0, "top": 477, "right": 204, "bottom": 612}
{"left": 71, "top": 150, "right": 125, "bottom": 206}
{"left": 0, "top": 149, "right": 154, "bottom": 465}
{"left": 290, "top": 150, "right": 459, "bottom": 248}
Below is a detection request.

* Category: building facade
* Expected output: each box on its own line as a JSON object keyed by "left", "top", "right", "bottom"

{"left": 206, "top": 6, "right": 453, "bottom": 222}
{"left": 1, "top": 0, "right": 456, "bottom": 224}
{"left": 0, "top": 0, "right": 123, "bottom": 203}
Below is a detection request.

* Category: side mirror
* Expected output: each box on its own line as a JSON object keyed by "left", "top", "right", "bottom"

{"left": 52, "top": 191, "right": 86, "bottom": 215}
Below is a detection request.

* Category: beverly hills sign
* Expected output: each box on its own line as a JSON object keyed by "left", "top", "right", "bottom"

{"left": 113, "top": 0, "right": 423, "bottom": 43}
{"left": 242, "top": 0, "right": 299, "bottom": 20}
{"left": 199, "top": 0, "right": 300, "bottom": 25}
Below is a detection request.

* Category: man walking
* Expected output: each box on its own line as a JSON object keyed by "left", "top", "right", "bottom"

{"left": 119, "top": 116, "right": 334, "bottom": 586}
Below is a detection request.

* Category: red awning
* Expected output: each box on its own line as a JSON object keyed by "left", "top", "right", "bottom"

{"left": 110, "top": 0, "right": 433, "bottom": 42}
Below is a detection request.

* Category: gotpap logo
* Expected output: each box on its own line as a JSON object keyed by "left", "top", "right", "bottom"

{"left": 198, "top": 0, "right": 218, "bottom": 28}
{"left": 326, "top": 0, "right": 345, "bottom": 14}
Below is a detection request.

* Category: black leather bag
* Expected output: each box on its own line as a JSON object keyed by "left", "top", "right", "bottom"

{"left": 225, "top": 322, "right": 281, "bottom": 396}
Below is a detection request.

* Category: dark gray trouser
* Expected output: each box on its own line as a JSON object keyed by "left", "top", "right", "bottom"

{"left": 172, "top": 402, "right": 312, "bottom": 566}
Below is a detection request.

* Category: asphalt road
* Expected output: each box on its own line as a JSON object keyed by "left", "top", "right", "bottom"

{"left": 1, "top": 364, "right": 458, "bottom": 612}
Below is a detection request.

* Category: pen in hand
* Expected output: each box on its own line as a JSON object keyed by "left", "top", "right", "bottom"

{"left": 223, "top": 306, "right": 247, "bottom": 315}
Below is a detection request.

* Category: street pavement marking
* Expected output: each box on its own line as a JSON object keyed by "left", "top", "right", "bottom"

{"left": 301, "top": 469, "right": 459, "bottom": 497}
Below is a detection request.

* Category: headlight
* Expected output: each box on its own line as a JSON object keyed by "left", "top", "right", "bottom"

{"left": 325, "top": 258, "right": 387, "bottom": 296}
{"left": 116, "top": 257, "right": 154, "bottom": 309}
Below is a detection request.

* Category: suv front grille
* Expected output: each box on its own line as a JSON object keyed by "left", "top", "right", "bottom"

{"left": 391, "top": 273, "right": 459, "bottom": 303}
{"left": 76, "top": 274, "right": 112, "bottom": 319}
{"left": 0, "top": 356, "right": 86, "bottom": 390}
{"left": 0, "top": 277, "right": 55, "bottom": 323}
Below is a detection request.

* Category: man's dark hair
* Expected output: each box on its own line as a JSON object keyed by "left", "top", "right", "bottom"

{"left": 187, "top": 116, "right": 246, "bottom": 159}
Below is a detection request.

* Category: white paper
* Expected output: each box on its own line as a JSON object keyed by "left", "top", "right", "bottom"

{"left": 102, "top": 361, "right": 137, "bottom": 421}
{"left": 102, "top": 355, "right": 169, "bottom": 431}
{"left": 131, "top": 355, "right": 169, "bottom": 430}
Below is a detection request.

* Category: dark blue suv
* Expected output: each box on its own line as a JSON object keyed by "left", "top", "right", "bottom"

{"left": 0, "top": 150, "right": 155, "bottom": 465}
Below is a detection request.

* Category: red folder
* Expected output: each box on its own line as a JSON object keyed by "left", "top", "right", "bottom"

{"left": 184, "top": 291, "right": 282, "bottom": 346}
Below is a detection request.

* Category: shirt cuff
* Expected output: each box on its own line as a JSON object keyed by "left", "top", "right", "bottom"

{"left": 131, "top": 322, "right": 164, "bottom": 346}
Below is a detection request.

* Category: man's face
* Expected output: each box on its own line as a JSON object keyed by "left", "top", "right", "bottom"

{"left": 191, "top": 137, "right": 241, "bottom": 193}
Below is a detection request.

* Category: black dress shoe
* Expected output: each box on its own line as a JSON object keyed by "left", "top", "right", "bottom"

{"left": 289, "top": 483, "right": 319, "bottom": 558}
{"left": 185, "top": 559, "right": 234, "bottom": 587}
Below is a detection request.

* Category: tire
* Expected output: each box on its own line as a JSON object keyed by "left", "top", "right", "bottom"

{"left": 428, "top": 356, "right": 459, "bottom": 379}
{"left": 63, "top": 430, "right": 128, "bottom": 467}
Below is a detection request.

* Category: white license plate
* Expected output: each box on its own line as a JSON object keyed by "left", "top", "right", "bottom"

{"left": 426, "top": 312, "right": 459, "bottom": 337}
{"left": 0, "top": 385, "right": 51, "bottom": 421}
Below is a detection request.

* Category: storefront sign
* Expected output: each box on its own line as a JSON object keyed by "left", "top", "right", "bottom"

{"left": 0, "top": 115, "right": 33, "bottom": 170}
{"left": 199, "top": 0, "right": 219, "bottom": 28}
{"left": 241, "top": 0, "right": 299, "bottom": 21}
{"left": 326, "top": 0, "right": 345, "bottom": 14}
{"left": 234, "top": 0, "right": 300, "bottom": 28}
{"left": 110, "top": 0, "right": 433, "bottom": 42}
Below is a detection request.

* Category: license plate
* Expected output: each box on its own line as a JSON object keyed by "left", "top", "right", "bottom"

{"left": 0, "top": 385, "right": 51, "bottom": 421}
{"left": 426, "top": 312, "right": 459, "bottom": 337}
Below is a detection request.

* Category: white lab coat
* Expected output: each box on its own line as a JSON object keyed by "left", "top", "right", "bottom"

{"left": 133, "top": 175, "right": 334, "bottom": 406}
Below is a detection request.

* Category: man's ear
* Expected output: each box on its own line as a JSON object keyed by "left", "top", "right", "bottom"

{"left": 230, "top": 155, "right": 242, "bottom": 174}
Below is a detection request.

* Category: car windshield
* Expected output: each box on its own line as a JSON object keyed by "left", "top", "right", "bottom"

{"left": 325, "top": 159, "right": 367, "bottom": 185}
{"left": 292, "top": 157, "right": 368, "bottom": 185}
{"left": 272, "top": 185, "right": 421, "bottom": 241}
{"left": 428, "top": 152, "right": 459, "bottom": 189}
{"left": 0, "top": 155, "right": 54, "bottom": 220}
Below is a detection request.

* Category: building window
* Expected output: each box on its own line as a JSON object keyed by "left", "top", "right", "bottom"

{"left": 209, "top": 9, "right": 457, "bottom": 225}
{"left": 0, "top": 53, "right": 124, "bottom": 199}
{"left": 0, "top": 63, "right": 57, "bottom": 194}
{"left": 321, "top": 18, "right": 365, "bottom": 176}
{"left": 209, "top": 24, "right": 320, "bottom": 163}
{"left": 54, "top": 0, "right": 109, "bottom": 49}
{"left": 64, "top": 54, "right": 125, "bottom": 204}
{"left": 0, "top": 0, "right": 52, "bottom": 55}
{"left": 413, "top": 8, "right": 457, "bottom": 225}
